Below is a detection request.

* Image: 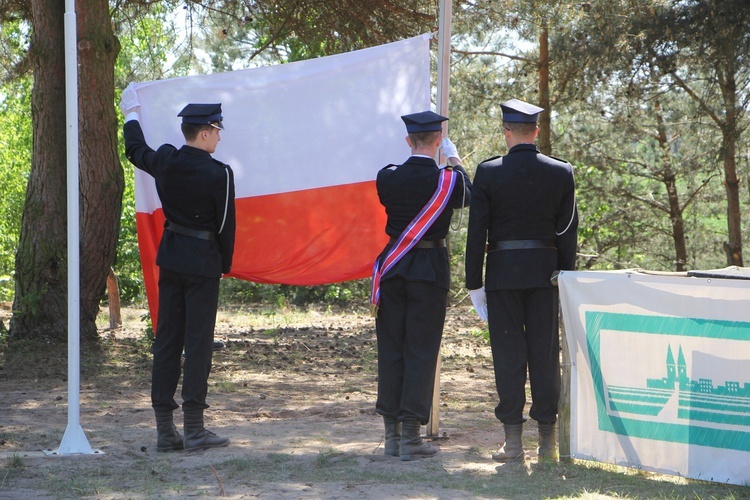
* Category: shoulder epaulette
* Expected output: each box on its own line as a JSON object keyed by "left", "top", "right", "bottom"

{"left": 548, "top": 155, "right": 570, "bottom": 164}
{"left": 479, "top": 155, "right": 502, "bottom": 165}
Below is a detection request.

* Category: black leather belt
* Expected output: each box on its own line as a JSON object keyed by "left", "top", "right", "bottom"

{"left": 389, "top": 237, "right": 446, "bottom": 249}
{"left": 488, "top": 239, "right": 556, "bottom": 251}
{"left": 165, "top": 221, "right": 216, "bottom": 241}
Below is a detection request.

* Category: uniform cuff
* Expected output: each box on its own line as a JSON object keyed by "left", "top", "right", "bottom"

{"left": 125, "top": 111, "right": 140, "bottom": 122}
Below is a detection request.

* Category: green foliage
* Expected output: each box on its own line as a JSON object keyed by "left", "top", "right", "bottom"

{"left": 152, "top": 1, "right": 436, "bottom": 73}
{"left": 140, "top": 311, "right": 154, "bottom": 345}
{"left": 0, "top": 74, "right": 31, "bottom": 302}
{"left": 218, "top": 278, "right": 371, "bottom": 307}
{"left": 1, "top": 0, "right": 742, "bottom": 311}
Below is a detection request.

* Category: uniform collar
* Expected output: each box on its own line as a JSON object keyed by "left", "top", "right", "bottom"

{"left": 406, "top": 155, "right": 438, "bottom": 166}
{"left": 181, "top": 145, "right": 213, "bottom": 158}
{"left": 508, "top": 143, "right": 540, "bottom": 154}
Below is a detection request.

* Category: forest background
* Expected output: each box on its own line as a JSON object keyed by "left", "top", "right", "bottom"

{"left": 0, "top": 0, "right": 748, "bottom": 343}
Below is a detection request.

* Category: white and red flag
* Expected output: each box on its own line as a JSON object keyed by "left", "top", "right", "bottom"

{"left": 128, "top": 35, "right": 431, "bottom": 319}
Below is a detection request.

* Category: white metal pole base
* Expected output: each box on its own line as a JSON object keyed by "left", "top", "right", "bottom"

{"left": 43, "top": 425, "right": 102, "bottom": 456}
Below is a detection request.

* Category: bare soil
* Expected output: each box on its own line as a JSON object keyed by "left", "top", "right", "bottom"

{"left": 0, "top": 303, "right": 746, "bottom": 499}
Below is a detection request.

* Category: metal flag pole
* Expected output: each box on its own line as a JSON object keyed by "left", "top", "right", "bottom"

{"left": 427, "top": 0, "right": 452, "bottom": 438}
{"left": 47, "top": 0, "right": 98, "bottom": 456}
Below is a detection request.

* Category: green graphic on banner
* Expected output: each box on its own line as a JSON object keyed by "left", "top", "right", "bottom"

{"left": 585, "top": 311, "right": 750, "bottom": 451}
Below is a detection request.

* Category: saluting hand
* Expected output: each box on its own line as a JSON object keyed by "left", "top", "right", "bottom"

{"left": 440, "top": 137, "right": 461, "bottom": 166}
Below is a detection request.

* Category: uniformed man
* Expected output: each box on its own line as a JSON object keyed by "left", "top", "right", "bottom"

{"left": 121, "top": 87, "right": 236, "bottom": 452}
{"left": 373, "top": 111, "right": 471, "bottom": 461}
{"left": 465, "top": 99, "right": 578, "bottom": 462}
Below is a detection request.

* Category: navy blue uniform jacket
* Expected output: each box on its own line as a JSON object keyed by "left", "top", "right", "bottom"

{"left": 465, "top": 143, "right": 577, "bottom": 291}
{"left": 376, "top": 156, "right": 472, "bottom": 290}
{"left": 124, "top": 120, "right": 236, "bottom": 278}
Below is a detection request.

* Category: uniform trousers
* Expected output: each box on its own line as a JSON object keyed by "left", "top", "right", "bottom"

{"left": 375, "top": 277, "right": 447, "bottom": 424}
{"left": 151, "top": 267, "right": 220, "bottom": 413}
{"left": 487, "top": 287, "right": 560, "bottom": 425}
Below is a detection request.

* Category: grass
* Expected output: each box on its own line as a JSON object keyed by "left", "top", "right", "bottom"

{"left": 3, "top": 439, "right": 749, "bottom": 499}
{"left": 4, "top": 454, "right": 23, "bottom": 469}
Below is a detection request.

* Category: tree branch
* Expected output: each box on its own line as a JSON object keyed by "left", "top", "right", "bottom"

{"left": 669, "top": 70, "right": 723, "bottom": 127}
{"left": 452, "top": 48, "right": 537, "bottom": 65}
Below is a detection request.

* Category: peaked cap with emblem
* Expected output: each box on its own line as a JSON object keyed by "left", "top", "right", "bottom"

{"left": 401, "top": 110, "right": 448, "bottom": 133}
{"left": 500, "top": 99, "right": 544, "bottom": 123}
{"left": 178, "top": 103, "right": 224, "bottom": 129}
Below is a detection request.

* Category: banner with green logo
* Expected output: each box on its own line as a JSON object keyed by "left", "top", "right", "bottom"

{"left": 559, "top": 270, "right": 750, "bottom": 485}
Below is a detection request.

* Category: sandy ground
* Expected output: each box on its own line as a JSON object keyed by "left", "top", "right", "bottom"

{"left": 1, "top": 303, "right": 544, "bottom": 499}
{"left": 4, "top": 303, "right": 738, "bottom": 499}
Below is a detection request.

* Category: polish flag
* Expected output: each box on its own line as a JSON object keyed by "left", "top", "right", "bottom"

{"left": 129, "top": 35, "right": 431, "bottom": 321}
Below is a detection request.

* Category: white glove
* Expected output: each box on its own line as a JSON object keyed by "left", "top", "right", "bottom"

{"left": 469, "top": 287, "right": 488, "bottom": 322}
{"left": 440, "top": 137, "right": 459, "bottom": 160}
{"left": 120, "top": 83, "right": 141, "bottom": 117}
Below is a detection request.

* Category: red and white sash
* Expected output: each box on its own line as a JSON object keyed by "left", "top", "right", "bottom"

{"left": 370, "top": 168, "right": 458, "bottom": 315}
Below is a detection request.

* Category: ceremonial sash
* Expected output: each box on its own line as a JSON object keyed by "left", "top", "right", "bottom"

{"left": 370, "top": 168, "right": 458, "bottom": 315}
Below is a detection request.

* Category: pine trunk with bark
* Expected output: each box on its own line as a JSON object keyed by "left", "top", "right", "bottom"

{"left": 654, "top": 97, "right": 688, "bottom": 272}
{"left": 538, "top": 22, "right": 551, "bottom": 156}
{"left": 11, "top": 0, "right": 123, "bottom": 343}
{"left": 720, "top": 74, "right": 742, "bottom": 266}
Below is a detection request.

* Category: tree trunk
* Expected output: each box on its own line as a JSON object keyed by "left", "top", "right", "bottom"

{"left": 720, "top": 68, "right": 742, "bottom": 267}
{"left": 665, "top": 177, "right": 688, "bottom": 272}
{"left": 722, "top": 136, "right": 742, "bottom": 267}
{"left": 11, "top": 1, "right": 68, "bottom": 342}
{"left": 538, "top": 22, "right": 551, "bottom": 156}
{"left": 77, "top": 0, "right": 124, "bottom": 339}
{"left": 11, "top": 0, "right": 122, "bottom": 343}
{"left": 107, "top": 267, "right": 122, "bottom": 329}
{"left": 654, "top": 98, "right": 688, "bottom": 272}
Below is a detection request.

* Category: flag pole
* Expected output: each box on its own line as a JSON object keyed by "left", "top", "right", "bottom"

{"left": 427, "top": 0, "right": 452, "bottom": 438}
{"left": 48, "top": 0, "right": 97, "bottom": 456}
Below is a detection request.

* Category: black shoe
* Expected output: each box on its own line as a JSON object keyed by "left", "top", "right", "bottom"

{"left": 213, "top": 340, "right": 225, "bottom": 350}
{"left": 184, "top": 428, "right": 230, "bottom": 452}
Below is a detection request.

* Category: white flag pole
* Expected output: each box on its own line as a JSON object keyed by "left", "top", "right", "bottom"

{"left": 50, "top": 0, "right": 97, "bottom": 456}
{"left": 436, "top": 0, "right": 452, "bottom": 124}
{"left": 427, "top": 0, "right": 452, "bottom": 438}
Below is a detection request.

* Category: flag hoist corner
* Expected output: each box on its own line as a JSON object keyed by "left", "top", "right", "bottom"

{"left": 130, "top": 35, "right": 432, "bottom": 323}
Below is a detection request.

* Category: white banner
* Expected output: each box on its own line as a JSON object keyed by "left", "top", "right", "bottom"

{"left": 559, "top": 270, "right": 750, "bottom": 485}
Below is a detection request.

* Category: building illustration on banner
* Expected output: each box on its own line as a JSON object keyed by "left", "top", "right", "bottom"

{"left": 606, "top": 344, "right": 750, "bottom": 427}
{"left": 585, "top": 310, "right": 750, "bottom": 452}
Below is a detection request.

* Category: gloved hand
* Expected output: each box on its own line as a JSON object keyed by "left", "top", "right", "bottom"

{"left": 440, "top": 137, "right": 459, "bottom": 160}
{"left": 469, "top": 287, "right": 488, "bottom": 322}
{"left": 120, "top": 83, "right": 141, "bottom": 117}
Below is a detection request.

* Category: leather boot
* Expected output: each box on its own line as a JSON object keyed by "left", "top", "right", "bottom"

{"left": 537, "top": 422, "right": 558, "bottom": 461}
{"left": 492, "top": 423, "right": 524, "bottom": 462}
{"left": 399, "top": 419, "right": 438, "bottom": 461}
{"left": 383, "top": 416, "right": 401, "bottom": 457}
{"left": 155, "top": 410, "right": 183, "bottom": 452}
{"left": 183, "top": 409, "right": 230, "bottom": 452}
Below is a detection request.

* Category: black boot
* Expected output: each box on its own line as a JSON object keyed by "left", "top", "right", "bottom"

{"left": 399, "top": 419, "right": 438, "bottom": 461}
{"left": 492, "top": 423, "right": 524, "bottom": 462}
{"left": 537, "top": 422, "right": 558, "bottom": 461}
{"left": 383, "top": 416, "right": 401, "bottom": 457}
{"left": 183, "top": 409, "right": 230, "bottom": 452}
{"left": 155, "top": 410, "right": 183, "bottom": 453}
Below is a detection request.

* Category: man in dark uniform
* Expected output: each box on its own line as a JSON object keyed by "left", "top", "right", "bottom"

{"left": 373, "top": 111, "right": 471, "bottom": 461}
{"left": 121, "top": 87, "right": 236, "bottom": 452}
{"left": 465, "top": 99, "right": 577, "bottom": 462}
